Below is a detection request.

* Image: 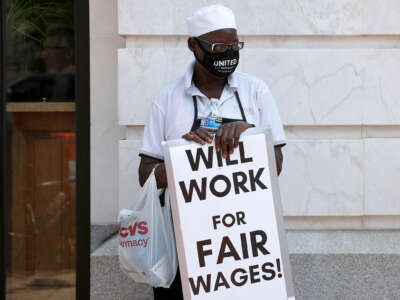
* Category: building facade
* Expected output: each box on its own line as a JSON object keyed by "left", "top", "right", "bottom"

{"left": 2, "top": 0, "right": 400, "bottom": 299}
{"left": 92, "top": 1, "right": 400, "bottom": 299}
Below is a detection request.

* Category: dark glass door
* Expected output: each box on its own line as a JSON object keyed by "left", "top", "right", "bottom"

{"left": 1, "top": 0, "right": 90, "bottom": 299}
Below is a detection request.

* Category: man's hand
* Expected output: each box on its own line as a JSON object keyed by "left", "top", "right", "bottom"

{"left": 182, "top": 128, "right": 213, "bottom": 145}
{"left": 182, "top": 122, "right": 284, "bottom": 176}
{"left": 215, "top": 121, "right": 252, "bottom": 158}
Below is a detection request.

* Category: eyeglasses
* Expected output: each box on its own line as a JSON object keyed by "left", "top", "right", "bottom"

{"left": 194, "top": 37, "right": 244, "bottom": 53}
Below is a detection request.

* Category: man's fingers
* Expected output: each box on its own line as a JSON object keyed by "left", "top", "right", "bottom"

{"left": 215, "top": 130, "right": 222, "bottom": 152}
{"left": 220, "top": 127, "right": 231, "bottom": 158}
{"left": 233, "top": 126, "right": 242, "bottom": 148}
{"left": 187, "top": 122, "right": 251, "bottom": 152}
{"left": 195, "top": 129, "right": 213, "bottom": 143}
{"left": 190, "top": 134, "right": 206, "bottom": 145}
{"left": 182, "top": 132, "right": 206, "bottom": 145}
{"left": 203, "top": 129, "right": 214, "bottom": 140}
{"left": 225, "top": 126, "right": 235, "bottom": 154}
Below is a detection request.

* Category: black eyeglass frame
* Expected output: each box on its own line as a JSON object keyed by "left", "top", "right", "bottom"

{"left": 194, "top": 37, "right": 244, "bottom": 53}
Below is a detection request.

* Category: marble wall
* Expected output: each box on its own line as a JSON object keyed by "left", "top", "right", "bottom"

{"left": 114, "top": 0, "right": 400, "bottom": 228}
{"left": 119, "top": 48, "right": 400, "bottom": 125}
{"left": 118, "top": 0, "right": 400, "bottom": 35}
{"left": 90, "top": 0, "right": 125, "bottom": 223}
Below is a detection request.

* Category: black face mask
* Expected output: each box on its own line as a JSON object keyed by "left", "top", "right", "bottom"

{"left": 194, "top": 38, "right": 239, "bottom": 78}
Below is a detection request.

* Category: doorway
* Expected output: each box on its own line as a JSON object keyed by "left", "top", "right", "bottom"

{"left": 0, "top": 0, "right": 90, "bottom": 299}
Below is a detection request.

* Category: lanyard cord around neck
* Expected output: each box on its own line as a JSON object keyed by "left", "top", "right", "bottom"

{"left": 192, "top": 90, "right": 247, "bottom": 122}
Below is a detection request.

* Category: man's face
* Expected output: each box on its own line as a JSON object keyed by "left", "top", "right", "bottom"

{"left": 189, "top": 28, "right": 238, "bottom": 62}
{"left": 41, "top": 35, "right": 73, "bottom": 71}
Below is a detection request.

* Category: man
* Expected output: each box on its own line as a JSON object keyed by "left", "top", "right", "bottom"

{"left": 138, "top": 5, "right": 286, "bottom": 299}
{"left": 8, "top": 25, "right": 75, "bottom": 102}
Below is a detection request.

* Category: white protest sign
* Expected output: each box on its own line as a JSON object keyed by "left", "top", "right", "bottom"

{"left": 163, "top": 128, "right": 295, "bottom": 300}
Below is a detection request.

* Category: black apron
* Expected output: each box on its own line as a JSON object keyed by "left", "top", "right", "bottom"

{"left": 190, "top": 90, "right": 247, "bottom": 131}
{"left": 159, "top": 91, "right": 247, "bottom": 208}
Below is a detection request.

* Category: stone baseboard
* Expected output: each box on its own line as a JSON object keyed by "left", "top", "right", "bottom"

{"left": 91, "top": 230, "right": 400, "bottom": 300}
{"left": 291, "top": 253, "right": 400, "bottom": 300}
{"left": 91, "top": 224, "right": 119, "bottom": 252}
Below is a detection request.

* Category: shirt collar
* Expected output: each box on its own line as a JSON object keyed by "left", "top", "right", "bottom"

{"left": 184, "top": 60, "right": 240, "bottom": 96}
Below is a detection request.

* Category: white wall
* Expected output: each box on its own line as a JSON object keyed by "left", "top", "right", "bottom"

{"left": 116, "top": 0, "right": 400, "bottom": 228}
{"left": 90, "top": 0, "right": 125, "bottom": 224}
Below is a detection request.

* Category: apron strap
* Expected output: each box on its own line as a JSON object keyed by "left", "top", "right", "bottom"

{"left": 191, "top": 90, "right": 247, "bottom": 132}
{"left": 191, "top": 95, "right": 199, "bottom": 132}
{"left": 234, "top": 91, "right": 247, "bottom": 122}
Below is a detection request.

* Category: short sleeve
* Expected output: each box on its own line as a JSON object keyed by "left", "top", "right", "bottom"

{"left": 256, "top": 82, "right": 286, "bottom": 146}
{"left": 139, "top": 102, "right": 165, "bottom": 160}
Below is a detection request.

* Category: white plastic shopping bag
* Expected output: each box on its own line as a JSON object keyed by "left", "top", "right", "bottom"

{"left": 118, "top": 169, "right": 178, "bottom": 287}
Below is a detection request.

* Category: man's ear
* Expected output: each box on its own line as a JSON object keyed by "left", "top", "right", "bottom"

{"left": 187, "top": 37, "right": 196, "bottom": 52}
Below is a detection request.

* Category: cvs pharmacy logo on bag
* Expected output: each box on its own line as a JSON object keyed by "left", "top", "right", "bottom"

{"left": 119, "top": 221, "right": 150, "bottom": 248}
{"left": 119, "top": 221, "right": 148, "bottom": 237}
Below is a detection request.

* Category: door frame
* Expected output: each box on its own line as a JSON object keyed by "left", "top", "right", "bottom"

{"left": 0, "top": 0, "right": 91, "bottom": 299}
{"left": 1, "top": 1, "right": 6, "bottom": 299}
{"left": 75, "top": 0, "right": 91, "bottom": 298}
